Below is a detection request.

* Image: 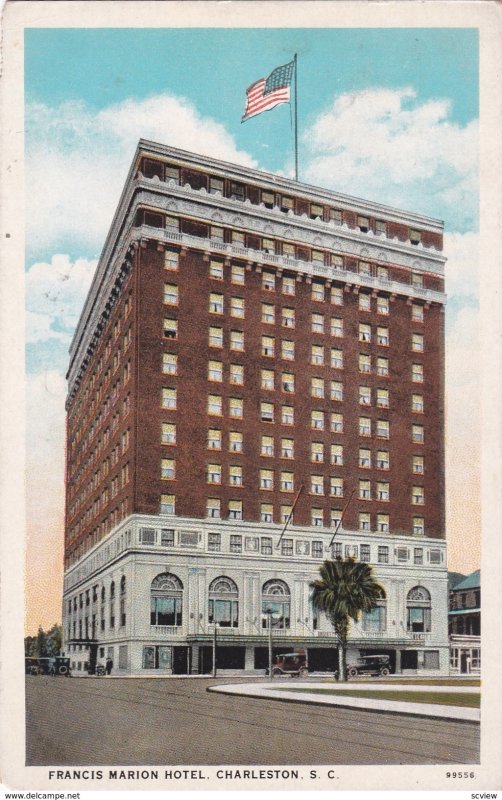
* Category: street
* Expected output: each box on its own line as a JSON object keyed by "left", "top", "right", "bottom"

{"left": 26, "top": 676, "right": 479, "bottom": 766}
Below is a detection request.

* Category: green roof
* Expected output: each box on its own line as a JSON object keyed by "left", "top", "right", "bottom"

{"left": 452, "top": 570, "right": 480, "bottom": 591}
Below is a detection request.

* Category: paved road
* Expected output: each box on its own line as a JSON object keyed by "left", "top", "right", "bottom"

{"left": 26, "top": 676, "right": 479, "bottom": 766}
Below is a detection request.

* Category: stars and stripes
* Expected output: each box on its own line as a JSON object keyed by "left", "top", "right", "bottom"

{"left": 241, "top": 60, "right": 295, "bottom": 122}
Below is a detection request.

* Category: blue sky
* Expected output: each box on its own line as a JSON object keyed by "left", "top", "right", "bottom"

{"left": 23, "top": 27, "right": 481, "bottom": 607}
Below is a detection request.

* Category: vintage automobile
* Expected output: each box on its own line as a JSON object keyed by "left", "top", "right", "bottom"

{"left": 268, "top": 650, "right": 309, "bottom": 678}
{"left": 346, "top": 654, "right": 392, "bottom": 678}
{"left": 25, "top": 656, "right": 71, "bottom": 676}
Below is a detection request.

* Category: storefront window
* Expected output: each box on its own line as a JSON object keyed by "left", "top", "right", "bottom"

{"left": 150, "top": 573, "right": 183, "bottom": 626}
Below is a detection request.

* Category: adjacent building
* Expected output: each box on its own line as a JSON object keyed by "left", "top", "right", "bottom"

{"left": 449, "top": 570, "right": 481, "bottom": 674}
{"left": 63, "top": 140, "right": 449, "bottom": 675}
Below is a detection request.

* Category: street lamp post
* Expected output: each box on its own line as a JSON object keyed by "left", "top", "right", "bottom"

{"left": 264, "top": 609, "right": 275, "bottom": 681}
{"left": 212, "top": 622, "right": 218, "bottom": 678}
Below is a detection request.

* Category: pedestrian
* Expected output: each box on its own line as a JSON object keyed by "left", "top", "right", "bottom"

{"left": 106, "top": 657, "right": 113, "bottom": 675}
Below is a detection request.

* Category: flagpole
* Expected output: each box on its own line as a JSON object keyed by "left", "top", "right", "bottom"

{"left": 294, "top": 53, "right": 298, "bottom": 181}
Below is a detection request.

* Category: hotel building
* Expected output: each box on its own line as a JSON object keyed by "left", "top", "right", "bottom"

{"left": 63, "top": 140, "right": 448, "bottom": 675}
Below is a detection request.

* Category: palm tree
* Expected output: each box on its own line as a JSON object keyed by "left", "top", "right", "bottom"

{"left": 311, "top": 557, "right": 384, "bottom": 682}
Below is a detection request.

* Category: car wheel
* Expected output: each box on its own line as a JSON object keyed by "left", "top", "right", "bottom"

{"left": 380, "top": 667, "right": 390, "bottom": 676}
{"left": 299, "top": 667, "right": 308, "bottom": 678}
{"left": 272, "top": 668, "right": 282, "bottom": 677}
{"left": 348, "top": 667, "right": 358, "bottom": 678}
{"left": 58, "top": 665, "right": 68, "bottom": 675}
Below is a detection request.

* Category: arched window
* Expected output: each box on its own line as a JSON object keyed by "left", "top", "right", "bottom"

{"left": 407, "top": 586, "right": 431, "bottom": 633}
{"left": 262, "top": 579, "right": 291, "bottom": 629}
{"left": 363, "top": 587, "right": 387, "bottom": 632}
{"left": 120, "top": 576, "right": 126, "bottom": 627}
{"left": 109, "top": 581, "right": 115, "bottom": 629}
{"left": 151, "top": 573, "right": 183, "bottom": 626}
{"left": 208, "top": 577, "right": 239, "bottom": 628}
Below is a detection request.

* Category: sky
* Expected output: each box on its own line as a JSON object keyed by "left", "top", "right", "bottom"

{"left": 24, "top": 26, "right": 480, "bottom": 633}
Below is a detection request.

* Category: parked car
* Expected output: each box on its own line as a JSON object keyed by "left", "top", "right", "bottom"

{"left": 25, "top": 657, "right": 71, "bottom": 676}
{"left": 346, "top": 654, "right": 392, "bottom": 678}
{"left": 268, "top": 651, "right": 309, "bottom": 678}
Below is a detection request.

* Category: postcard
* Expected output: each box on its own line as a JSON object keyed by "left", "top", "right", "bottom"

{"left": 1, "top": 0, "right": 501, "bottom": 796}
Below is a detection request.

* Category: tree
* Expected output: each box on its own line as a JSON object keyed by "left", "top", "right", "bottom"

{"left": 311, "top": 557, "right": 384, "bottom": 682}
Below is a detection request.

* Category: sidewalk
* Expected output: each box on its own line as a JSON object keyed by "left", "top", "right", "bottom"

{"left": 208, "top": 680, "right": 480, "bottom": 723}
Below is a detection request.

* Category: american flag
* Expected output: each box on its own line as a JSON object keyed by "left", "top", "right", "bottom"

{"left": 242, "top": 61, "right": 295, "bottom": 122}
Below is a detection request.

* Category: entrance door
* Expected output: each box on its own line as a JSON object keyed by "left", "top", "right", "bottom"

{"left": 401, "top": 650, "right": 418, "bottom": 670}
{"left": 199, "top": 646, "right": 213, "bottom": 674}
{"left": 173, "top": 646, "right": 190, "bottom": 675}
{"left": 460, "top": 651, "right": 469, "bottom": 673}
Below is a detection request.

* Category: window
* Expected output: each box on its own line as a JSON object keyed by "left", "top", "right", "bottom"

{"left": 376, "top": 357, "right": 389, "bottom": 376}
{"left": 311, "top": 410, "right": 324, "bottom": 430}
{"left": 229, "top": 397, "right": 243, "bottom": 418}
{"left": 376, "top": 388, "right": 389, "bottom": 408}
{"left": 162, "top": 353, "right": 177, "bottom": 375}
{"left": 261, "top": 435, "right": 274, "bottom": 457}
{"left": 280, "top": 471, "right": 294, "bottom": 492}
{"left": 262, "top": 336, "right": 275, "bottom": 357}
{"left": 359, "top": 448, "right": 371, "bottom": 468}
{"left": 331, "top": 286, "right": 343, "bottom": 305}
{"left": 377, "top": 326, "right": 389, "bottom": 346}
{"left": 311, "top": 203, "right": 324, "bottom": 220}
{"left": 311, "top": 475, "right": 324, "bottom": 495}
{"left": 283, "top": 243, "right": 295, "bottom": 259}
{"left": 413, "top": 455, "right": 424, "bottom": 474}
{"left": 282, "top": 275, "right": 295, "bottom": 295}
{"left": 209, "top": 293, "right": 224, "bottom": 314}
{"left": 261, "top": 402, "right": 274, "bottom": 422}
{"left": 281, "top": 340, "right": 294, "bottom": 360}
{"left": 412, "top": 424, "right": 424, "bottom": 442}
{"left": 331, "top": 540, "right": 342, "bottom": 557}
{"left": 230, "top": 181, "right": 245, "bottom": 201}
{"left": 208, "top": 360, "right": 223, "bottom": 382}
{"left": 229, "top": 465, "right": 243, "bottom": 486}
{"left": 330, "top": 209, "right": 343, "bottom": 225}
{"left": 407, "top": 586, "right": 431, "bottom": 633}
{"left": 165, "top": 164, "right": 180, "bottom": 184}
{"left": 228, "top": 500, "right": 243, "bottom": 520}
{"left": 377, "top": 450, "right": 389, "bottom": 470}
{"left": 261, "top": 369, "right": 274, "bottom": 390}
{"left": 261, "top": 537, "right": 273, "bottom": 555}
{"left": 164, "top": 250, "right": 179, "bottom": 271}
{"left": 260, "top": 469, "right": 274, "bottom": 490}
{"left": 376, "top": 419, "right": 390, "bottom": 439}
{"left": 312, "top": 541, "right": 324, "bottom": 559}
{"left": 150, "top": 573, "right": 183, "bottom": 627}
{"left": 230, "top": 535, "right": 242, "bottom": 553}
{"left": 412, "top": 303, "right": 424, "bottom": 322}
{"left": 411, "top": 273, "right": 424, "bottom": 290}
{"left": 359, "top": 260, "right": 371, "bottom": 276}
{"left": 282, "top": 373, "right": 295, "bottom": 393}
{"left": 375, "top": 220, "right": 387, "bottom": 236}
{"left": 358, "top": 354, "right": 371, "bottom": 374}
{"left": 412, "top": 363, "right": 424, "bottom": 382}
{"left": 208, "top": 533, "right": 221, "bottom": 552}
{"left": 209, "top": 176, "right": 224, "bottom": 194}
{"left": 331, "top": 317, "right": 343, "bottom": 338}
{"left": 359, "top": 479, "right": 371, "bottom": 500}
{"left": 160, "top": 494, "right": 175, "bottom": 515}
{"left": 282, "top": 405, "right": 294, "bottom": 425}
{"left": 363, "top": 589, "right": 387, "bottom": 632}
{"left": 209, "top": 326, "right": 223, "bottom": 348}
{"left": 163, "top": 319, "right": 178, "bottom": 339}
{"left": 359, "top": 293, "right": 371, "bottom": 311}
{"left": 414, "top": 548, "right": 423, "bottom": 565}
{"left": 262, "top": 303, "right": 275, "bottom": 324}
{"left": 410, "top": 229, "right": 422, "bottom": 245}
{"left": 161, "top": 458, "right": 175, "bottom": 480}
{"left": 312, "top": 313, "right": 324, "bottom": 334}
{"left": 328, "top": 349, "right": 343, "bottom": 371}
{"left": 311, "top": 345, "right": 324, "bottom": 365}
{"left": 279, "top": 307, "right": 295, "bottom": 329}
{"left": 377, "top": 265, "right": 389, "bottom": 280}
{"left": 377, "top": 295, "right": 389, "bottom": 315}
{"left": 207, "top": 498, "right": 221, "bottom": 518}
{"left": 207, "top": 464, "right": 221, "bottom": 484}
{"left": 210, "top": 229, "right": 224, "bottom": 247}
{"left": 330, "top": 477, "right": 343, "bottom": 497}
{"left": 312, "top": 281, "right": 324, "bottom": 301}
{"left": 261, "top": 504, "right": 273, "bottom": 523}
{"left": 311, "top": 377, "right": 324, "bottom": 398}
{"left": 279, "top": 505, "right": 292, "bottom": 525}
{"left": 331, "top": 444, "right": 344, "bottom": 466}
{"left": 331, "top": 412, "right": 343, "bottom": 433}
{"left": 413, "top": 517, "right": 425, "bottom": 536}
{"left": 229, "top": 431, "right": 243, "bottom": 453}
{"left": 412, "top": 486, "right": 425, "bottom": 505}
{"left": 377, "top": 481, "right": 390, "bottom": 501}
{"left": 161, "top": 423, "right": 176, "bottom": 445}
{"left": 262, "top": 271, "right": 275, "bottom": 291}
{"left": 230, "top": 297, "right": 245, "bottom": 318}
{"left": 331, "top": 381, "right": 343, "bottom": 401}
{"left": 359, "top": 386, "right": 371, "bottom": 406}
{"left": 360, "top": 544, "right": 371, "bottom": 562}
{"left": 412, "top": 333, "right": 424, "bottom": 352}
{"left": 359, "top": 324, "right": 371, "bottom": 344}
{"left": 262, "top": 190, "right": 275, "bottom": 208}
{"left": 281, "top": 438, "right": 294, "bottom": 459}
{"left": 229, "top": 363, "right": 244, "bottom": 385}
{"left": 230, "top": 330, "right": 244, "bottom": 351}
{"left": 162, "top": 388, "right": 177, "bottom": 409}
{"left": 262, "top": 238, "right": 275, "bottom": 255}
{"left": 232, "top": 231, "right": 245, "bottom": 247}
{"left": 231, "top": 264, "right": 245, "bottom": 285}
{"left": 207, "top": 395, "right": 222, "bottom": 415}
{"left": 359, "top": 512, "right": 370, "bottom": 531}
{"left": 359, "top": 417, "right": 371, "bottom": 436}
{"left": 311, "top": 508, "right": 324, "bottom": 527}
{"left": 378, "top": 546, "right": 389, "bottom": 564}
{"left": 163, "top": 283, "right": 178, "bottom": 306}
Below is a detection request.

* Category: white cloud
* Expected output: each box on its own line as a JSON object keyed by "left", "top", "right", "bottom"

{"left": 444, "top": 231, "right": 479, "bottom": 302}
{"left": 26, "top": 254, "right": 97, "bottom": 344}
{"left": 26, "top": 95, "right": 257, "bottom": 255}
{"left": 303, "top": 87, "right": 478, "bottom": 230}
